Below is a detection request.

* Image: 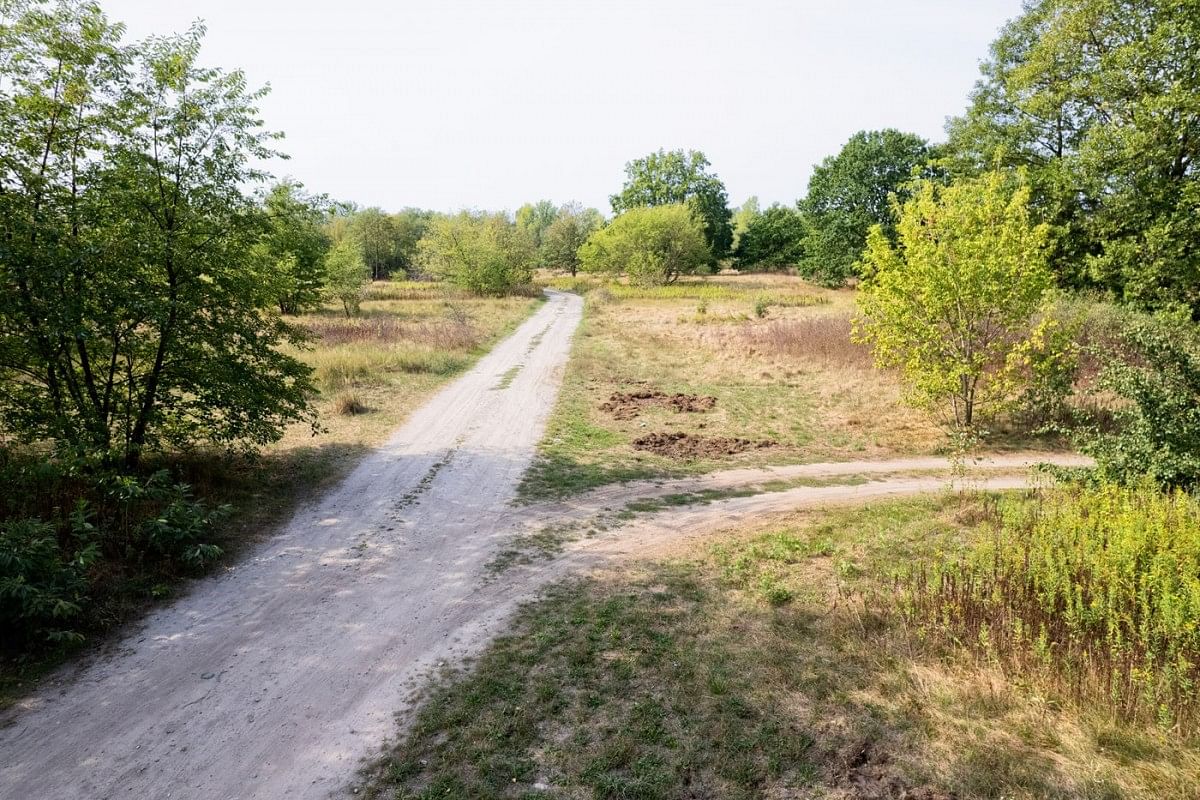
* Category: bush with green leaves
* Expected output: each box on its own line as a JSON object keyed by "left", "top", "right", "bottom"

{"left": 324, "top": 236, "right": 370, "bottom": 316}
{"left": 0, "top": 453, "right": 229, "bottom": 655}
{"left": 0, "top": 507, "right": 98, "bottom": 649}
{"left": 1075, "top": 314, "right": 1200, "bottom": 488}
{"left": 609, "top": 149, "right": 733, "bottom": 259}
{"left": 578, "top": 204, "right": 709, "bottom": 286}
{"left": 732, "top": 204, "right": 806, "bottom": 271}
{"left": 417, "top": 212, "right": 536, "bottom": 296}
{"left": 540, "top": 202, "right": 604, "bottom": 275}
{"left": 138, "top": 484, "right": 228, "bottom": 570}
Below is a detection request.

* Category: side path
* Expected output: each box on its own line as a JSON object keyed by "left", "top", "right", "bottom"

{"left": 0, "top": 290, "right": 584, "bottom": 800}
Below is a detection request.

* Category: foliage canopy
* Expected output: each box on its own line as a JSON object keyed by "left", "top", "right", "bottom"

{"left": 579, "top": 205, "right": 709, "bottom": 286}
{"left": 610, "top": 149, "right": 733, "bottom": 259}
{"left": 855, "top": 172, "right": 1054, "bottom": 429}
{"left": 0, "top": 2, "right": 315, "bottom": 467}
{"left": 800, "top": 129, "right": 933, "bottom": 286}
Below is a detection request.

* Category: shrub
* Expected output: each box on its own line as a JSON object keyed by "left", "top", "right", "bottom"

{"left": 418, "top": 212, "right": 535, "bottom": 296}
{"left": 732, "top": 204, "right": 806, "bottom": 271}
{"left": 578, "top": 205, "right": 709, "bottom": 286}
{"left": 902, "top": 482, "right": 1200, "bottom": 731}
{"left": 325, "top": 236, "right": 370, "bottom": 316}
{"left": 333, "top": 393, "right": 369, "bottom": 416}
{"left": 139, "top": 485, "right": 228, "bottom": 570}
{"left": 856, "top": 171, "right": 1056, "bottom": 430}
{"left": 1075, "top": 314, "right": 1200, "bottom": 488}
{"left": 0, "top": 507, "right": 98, "bottom": 648}
{"left": 1008, "top": 308, "right": 1081, "bottom": 429}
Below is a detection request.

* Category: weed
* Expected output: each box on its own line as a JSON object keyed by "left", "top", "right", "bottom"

{"left": 901, "top": 481, "right": 1200, "bottom": 732}
{"left": 333, "top": 393, "right": 369, "bottom": 415}
{"left": 493, "top": 365, "right": 522, "bottom": 390}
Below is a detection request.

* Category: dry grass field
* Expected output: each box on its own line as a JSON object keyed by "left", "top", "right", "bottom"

{"left": 519, "top": 273, "right": 1014, "bottom": 500}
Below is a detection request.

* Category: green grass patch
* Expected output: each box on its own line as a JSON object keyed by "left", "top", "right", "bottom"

{"left": 367, "top": 493, "right": 1200, "bottom": 799}
{"left": 494, "top": 365, "right": 522, "bottom": 390}
{"left": 362, "top": 568, "right": 817, "bottom": 800}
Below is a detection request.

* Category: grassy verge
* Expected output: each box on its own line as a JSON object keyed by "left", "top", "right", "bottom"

{"left": 364, "top": 492, "right": 1199, "bottom": 799}
{"left": 0, "top": 281, "right": 541, "bottom": 704}
{"left": 518, "top": 274, "right": 952, "bottom": 502}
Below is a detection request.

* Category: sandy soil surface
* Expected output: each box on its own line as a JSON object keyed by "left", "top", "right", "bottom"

{"left": 0, "top": 292, "right": 583, "bottom": 799}
{"left": 0, "top": 286, "right": 1089, "bottom": 799}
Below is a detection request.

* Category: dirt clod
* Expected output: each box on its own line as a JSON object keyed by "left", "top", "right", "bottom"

{"left": 600, "top": 389, "right": 717, "bottom": 420}
{"left": 632, "top": 431, "right": 775, "bottom": 459}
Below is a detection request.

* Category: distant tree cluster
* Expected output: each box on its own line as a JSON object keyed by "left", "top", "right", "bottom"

{"left": 610, "top": 149, "right": 733, "bottom": 261}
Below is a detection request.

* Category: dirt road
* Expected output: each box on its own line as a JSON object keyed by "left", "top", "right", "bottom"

{"left": 0, "top": 292, "right": 584, "bottom": 799}
{"left": 0, "top": 287, "right": 1087, "bottom": 799}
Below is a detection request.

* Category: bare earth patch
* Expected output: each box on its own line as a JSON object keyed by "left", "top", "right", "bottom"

{"left": 633, "top": 431, "right": 776, "bottom": 458}
{"left": 599, "top": 388, "right": 718, "bottom": 419}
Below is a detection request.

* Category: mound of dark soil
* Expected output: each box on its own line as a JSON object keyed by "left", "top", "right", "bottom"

{"left": 632, "top": 431, "right": 775, "bottom": 459}
{"left": 600, "top": 390, "right": 717, "bottom": 420}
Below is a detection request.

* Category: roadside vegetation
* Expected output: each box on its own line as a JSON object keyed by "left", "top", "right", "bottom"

{"left": 366, "top": 0, "right": 1200, "bottom": 796}
{"left": 0, "top": 2, "right": 546, "bottom": 684}
{"left": 367, "top": 491, "right": 1200, "bottom": 799}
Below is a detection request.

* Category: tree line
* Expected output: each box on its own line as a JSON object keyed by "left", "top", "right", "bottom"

{"left": 2, "top": 0, "right": 1198, "bottom": 649}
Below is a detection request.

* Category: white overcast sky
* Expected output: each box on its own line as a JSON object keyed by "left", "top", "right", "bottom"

{"left": 99, "top": 0, "right": 1021, "bottom": 214}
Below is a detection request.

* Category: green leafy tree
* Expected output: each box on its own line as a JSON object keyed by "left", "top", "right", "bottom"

{"left": 392, "top": 207, "right": 434, "bottom": 277}
{"left": 944, "top": 0, "right": 1200, "bottom": 316}
{"left": 417, "top": 212, "right": 535, "bottom": 296}
{"left": 730, "top": 196, "right": 760, "bottom": 253}
{"left": 349, "top": 207, "right": 400, "bottom": 280}
{"left": 541, "top": 202, "right": 603, "bottom": 276}
{"left": 800, "top": 129, "right": 934, "bottom": 286}
{"left": 732, "top": 204, "right": 806, "bottom": 271}
{"left": 855, "top": 172, "right": 1054, "bottom": 430}
{"left": 515, "top": 200, "right": 558, "bottom": 253}
{"left": 610, "top": 149, "right": 733, "bottom": 259}
{"left": 1075, "top": 314, "right": 1200, "bottom": 489}
{"left": 0, "top": 4, "right": 314, "bottom": 468}
{"left": 324, "top": 236, "right": 369, "bottom": 316}
{"left": 258, "top": 180, "right": 332, "bottom": 314}
{"left": 579, "top": 205, "right": 709, "bottom": 286}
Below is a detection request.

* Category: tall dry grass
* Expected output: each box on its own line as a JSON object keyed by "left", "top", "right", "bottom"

{"left": 301, "top": 316, "right": 480, "bottom": 350}
{"left": 740, "top": 314, "right": 875, "bottom": 367}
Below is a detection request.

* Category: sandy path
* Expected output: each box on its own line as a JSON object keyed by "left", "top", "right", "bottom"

{"left": 0, "top": 284, "right": 1087, "bottom": 799}
{"left": 0, "top": 291, "right": 583, "bottom": 800}
{"left": 519, "top": 452, "right": 1092, "bottom": 525}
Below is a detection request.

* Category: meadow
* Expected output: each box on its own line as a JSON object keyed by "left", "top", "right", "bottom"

{"left": 365, "top": 488, "right": 1200, "bottom": 800}
{"left": 519, "top": 273, "right": 1062, "bottom": 501}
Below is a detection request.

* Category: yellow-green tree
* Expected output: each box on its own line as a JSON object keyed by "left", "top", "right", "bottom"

{"left": 855, "top": 172, "right": 1054, "bottom": 429}
{"left": 579, "top": 205, "right": 708, "bottom": 286}
{"left": 417, "top": 212, "right": 534, "bottom": 296}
